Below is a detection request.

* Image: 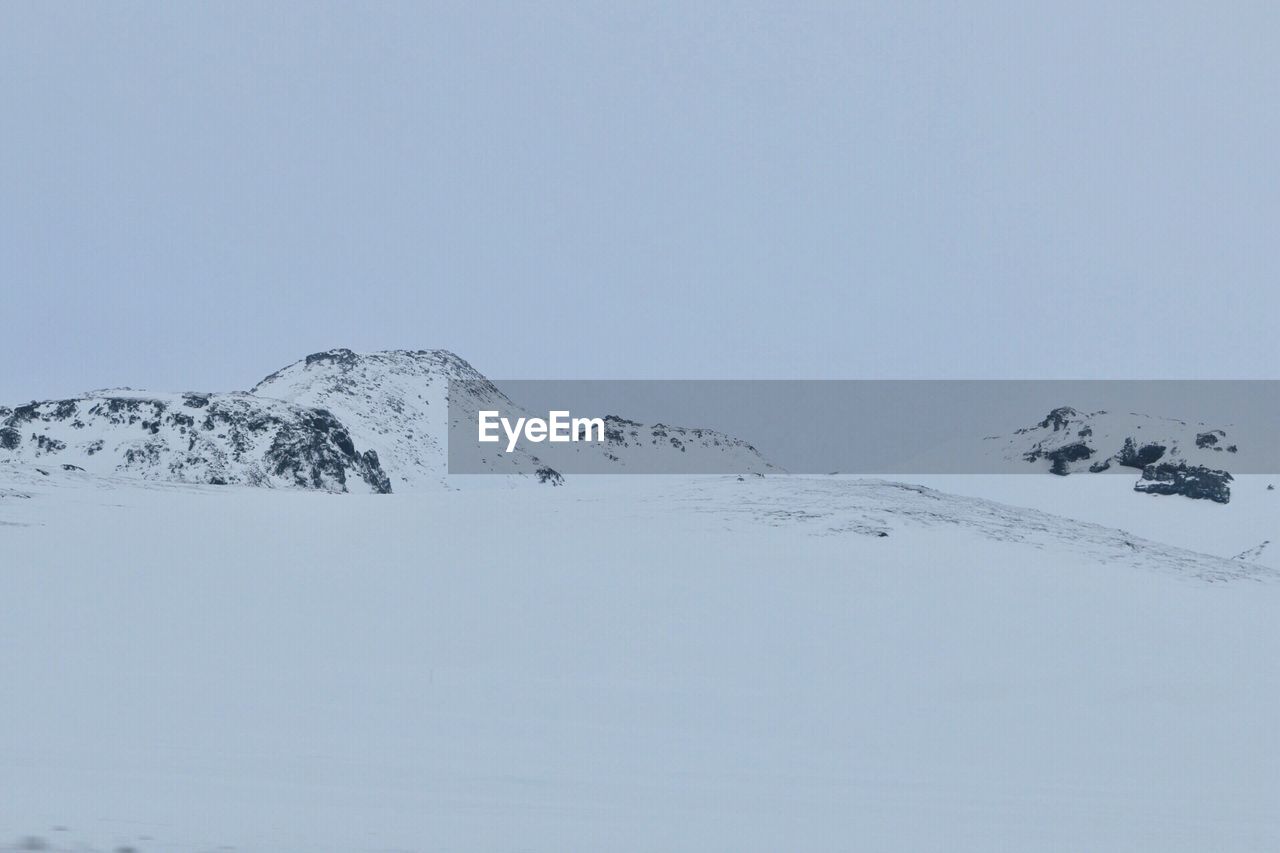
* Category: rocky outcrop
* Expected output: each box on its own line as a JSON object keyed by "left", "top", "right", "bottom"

{"left": 535, "top": 466, "right": 564, "bottom": 486}
{"left": 0, "top": 392, "right": 392, "bottom": 493}
{"left": 1134, "top": 462, "right": 1233, "bottom": 504}
{"left": 1036, "top": 406, "right": 1079, "bottom": 432}
{"left": 1116, "top": 437, "right": 1167, "bottom": 469}
{"left": 993, "top": 407, "right": 1248, "bottom": 502}
{"left": 1024, "top": 441, "right": 1094, "bottom": 476}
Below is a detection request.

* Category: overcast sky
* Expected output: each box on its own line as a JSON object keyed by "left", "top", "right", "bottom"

{"left": 3, "top": 2, "right": 1278, "bottom": 402}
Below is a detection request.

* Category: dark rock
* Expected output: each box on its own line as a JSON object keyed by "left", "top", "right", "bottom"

{"left": 359, "top": 449, "right": 393, "bottom": 494}
{"left": 34, "top": 435, "right": 66, "bottom": 454}
{"left": 1117, "top": 437, "right": 1166, "bottom": 469}
{"left": 304, "top": 348, "right": 359, "bottom": 368}
{"left": 1088, "top": 459, "right": 1111, "bottom": 472}
{"left": 535, "top": 466, "right": 564, "bottom": 486}
{"left": 1037, "top": 407, "right": 1079, "bottom": 431}
{"left": 0, "top": 427, "right": 20, "bottom": 450}
{"left": 602, "top": 414, "right": 642, "bottom": 445}
{"left": 332, "top": 428, "right": 357, "bottom": 458}
{"left": 61, "top": 463, "right": 85, "bottom": 471}
{"left": 1025, "top": 441, "right": 1093, "bottom": 475}
{"left": 1134, "top": 462, "right": 1233, "bottom": 504}
{"left": 1195, "top": 430, "right": 1224, "bottom": 448}
{"left": 10, "top": 403, "right": 40, "bottom": 423}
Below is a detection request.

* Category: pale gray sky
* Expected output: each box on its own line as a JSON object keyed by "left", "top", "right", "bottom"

{"left": 3, "top": 1, "right": 1278, "bottom": 403}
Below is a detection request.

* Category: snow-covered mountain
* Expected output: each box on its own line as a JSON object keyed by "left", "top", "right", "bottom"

{"left": 1, "top": 348, "right": 775, "bottom": 492}
{"left": 250, "top": 348, "right": 544, "bottom": 488}
{"left": 251, "top": 348, "right": 776, "bottom": 488}
{"left": 0, "top": 390, "right": 391, "bottom": 493}
{"left": 984, "top": 406, "right": 1242, "bottom": 502}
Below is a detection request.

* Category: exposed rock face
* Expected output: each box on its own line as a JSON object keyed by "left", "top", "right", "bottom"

{"left": 1036, "top": 406, "right": 1079, "bottom": 432}
{"left": 0, "top": 391, "right": 391, "bottom": 493}
{"left": 1135, "top": 462, "right": 1233, "bottom": 504}
{"left": 535, "top": 466, "right": 564, "bottom": 486}
{"left": 1196, "top": 430, "right": 1224, "bottom": 448}
{"left": 1024, "top": 441, "right": 1093, "bottom": 476}
{"left": 990, "top": 407, "right": 1248, "bottom": 502}
{"left": 1117, "top": 437, "right": 1167, "bottom": 469}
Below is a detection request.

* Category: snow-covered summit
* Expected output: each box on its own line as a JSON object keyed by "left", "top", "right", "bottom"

{"left": 251, "top": 348, "right": 776, "bottom": 488}
{"left": 251, "top": 348, "right": 528, "bottom": 489}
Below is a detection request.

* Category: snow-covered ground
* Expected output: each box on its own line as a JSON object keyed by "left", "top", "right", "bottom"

{"left": 2, "top": 469, "right": 1278, "bottom": 852}
{"left": 901, "top": 473, "right": 1279, "bottom": 569}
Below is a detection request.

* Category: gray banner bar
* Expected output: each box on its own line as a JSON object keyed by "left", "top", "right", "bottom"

{"left": 448, "top": 380, "right": 1280, "bottom": 475}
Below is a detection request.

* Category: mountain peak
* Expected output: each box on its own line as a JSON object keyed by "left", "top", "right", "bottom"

{"left": 257, "top": 348, "right": 488, "bottom": 391}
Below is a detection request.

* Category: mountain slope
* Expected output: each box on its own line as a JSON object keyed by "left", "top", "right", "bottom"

{"left": 0, "top": 391, "right": 391, "bottom": 493}
{"left": 251, "top": 348, "right": 776, "bottom": 488}
{"left": 251, "top": 348, "right": 543, "bottom": 488}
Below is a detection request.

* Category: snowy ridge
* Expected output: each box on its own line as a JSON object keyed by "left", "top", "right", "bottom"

{"left": 252, "top": 348, "right": 776, "bottom": 488}
{"left": 0, "top": 391, "right": 391, "bottom": 493}
{"left": 665, "top": 476, "right": 1277, "bottom": 583}
{"left": 3, "top": 464, "right": 1271, "bottom": 584}
{"left": 1, "top": 348, "right": 776, "bottom": 493}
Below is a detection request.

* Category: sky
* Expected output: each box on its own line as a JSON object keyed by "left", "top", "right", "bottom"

{"left": 2, "top": 1, "right": 1278, "bottom": 403}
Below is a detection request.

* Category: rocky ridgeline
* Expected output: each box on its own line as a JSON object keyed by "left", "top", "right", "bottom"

{"left": 1, "top": 348, "right": 774, "bottom": 493}
{"left": 0, "top": 391, "right": 391, "bottom": 493}
{"left": 1010, "top": 406, "right": 1236, "bottom": 503}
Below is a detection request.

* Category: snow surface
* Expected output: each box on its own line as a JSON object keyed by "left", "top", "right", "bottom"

{"left": 2, "top": 467, "right": 1278, "bottom": 852}
{"left": 901, "top": 474, "right": 1279, "bottom": 570}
